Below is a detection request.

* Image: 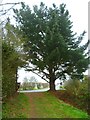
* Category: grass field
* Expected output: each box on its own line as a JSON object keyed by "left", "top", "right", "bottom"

{"left": 2, "top": 92, "right": 89, "bottom": 118}
{"left": 2, "top": 93, "right": 30, "bottom": 118}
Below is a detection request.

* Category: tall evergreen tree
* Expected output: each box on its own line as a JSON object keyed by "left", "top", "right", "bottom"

{"left": 14, "top": 2, "right": 89, "bottom": 91}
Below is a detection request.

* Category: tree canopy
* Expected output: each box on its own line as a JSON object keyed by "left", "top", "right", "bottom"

{"left": 13, "top": 2, "right": 89, "bottom": 90}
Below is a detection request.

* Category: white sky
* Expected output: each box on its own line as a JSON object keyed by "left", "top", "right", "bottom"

{"left": 1, "top": 0, "right": 89, "bottom": 83}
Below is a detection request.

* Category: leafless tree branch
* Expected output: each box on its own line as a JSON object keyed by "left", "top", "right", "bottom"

{"left": 0, "top": 2, "right": 21, "bottom": 6}
{"left": 0, "top": 4, "right": 15, "bottom": 16}
{"left": 31, "top": 71, "right": 49, "bottom": 83}
{"left": 26, "top": 67, "right": 49, "bottom": 83}
{"left": 0, "top": 2, "right": 22, "bottom": 17}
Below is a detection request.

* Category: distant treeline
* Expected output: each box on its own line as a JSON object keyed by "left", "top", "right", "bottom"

{"left": 20, "top": 82, "right": 49, "bottom": 90}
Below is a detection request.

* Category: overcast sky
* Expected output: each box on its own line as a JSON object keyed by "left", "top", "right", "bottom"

{"left": 1, "top": 0, "right": 89, "bottom": 83}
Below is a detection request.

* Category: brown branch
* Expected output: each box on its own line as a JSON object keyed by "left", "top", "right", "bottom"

{"left": 0, "top": 2, "right": 21, "bottom": 6}
{"left": 0, "top": 6, "right": 15, "bottom": 16}
{"left": 0, "top": 2, "right": 22, "bottom": 16}
{"left": 31, "top": 71, "right": 49, "bottom": 83}
{"left": 27, "top": 67, "right": 49, "bottom": 79}
{"left": 26, "top": 68, "right": 49, "bottom": 83}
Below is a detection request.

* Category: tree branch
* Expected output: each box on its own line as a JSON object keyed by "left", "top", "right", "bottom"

{"left": 31, "top": 71, "right": 49, "bottom": 83}
{"left": 0, "top": 2, "right": 22, "bottom": 17}
{"left": 26, "top": 66, "right": 49, "bottom": 83}
{"left": 0, "top": 2, "right": 21, "bottom": 6}
{"left": 0, "top": 5, "right": 15, "bottom": 16}
{"left": 26, "top": 66, "right": 49, "bottom": 79}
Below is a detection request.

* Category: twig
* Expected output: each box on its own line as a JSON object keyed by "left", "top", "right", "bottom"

{"left": 0, "top": 4, "right": 15, "bottom": 16}
{"left": 0, "top": 2, "right": 21, "bottom": 6}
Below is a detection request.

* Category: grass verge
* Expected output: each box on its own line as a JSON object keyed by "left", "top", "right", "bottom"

{"left": 2, "top": 93, "right": 30, "bottom": 118}
{"left": 2, "top": 92, "right": 89, "bottom": 118}
{"left": 33, "top": 92, "right": 89, "bottom": 118}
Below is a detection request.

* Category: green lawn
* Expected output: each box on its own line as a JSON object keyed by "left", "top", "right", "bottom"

{"left": 2, "top": 92, "right": 89, "bottom": 118}
{"left": 2, "top": 93, "right": 30, "bottom": 118}
{"left": 32, "top": 92, "right": 88, "bottom": 118}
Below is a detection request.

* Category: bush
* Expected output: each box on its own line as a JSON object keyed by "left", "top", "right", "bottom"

{"left": 64, "top": 79, "right": 80, "bottom": 96}
{"left": 64, "top": 76, "right": 89, "bottom": 112}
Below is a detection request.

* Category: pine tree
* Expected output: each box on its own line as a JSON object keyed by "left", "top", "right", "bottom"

{"left": 14, "top": 2, "right": 89, "bottom": 91}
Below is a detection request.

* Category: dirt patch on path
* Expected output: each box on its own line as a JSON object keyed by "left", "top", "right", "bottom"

{"left": 25, "top": 92, "right": 44, "bottom": 118}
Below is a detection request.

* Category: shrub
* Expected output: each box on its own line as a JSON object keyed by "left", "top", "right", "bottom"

{"left": 64, "top": 76, "right": 89, "bottom": 112}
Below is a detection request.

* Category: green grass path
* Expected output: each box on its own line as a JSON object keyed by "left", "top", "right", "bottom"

{"left": 2, "top": 92, "right": 89, "bottom": 118}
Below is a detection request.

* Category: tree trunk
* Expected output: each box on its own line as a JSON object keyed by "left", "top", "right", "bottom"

{"left": 49, "top": 79, "right": 55, "bottom": 91}
{"left": 48, "top": 67, "right": 56, "bottom": 91}
{"left": 15, "top": 68, "right": 18, "bottom": 91}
